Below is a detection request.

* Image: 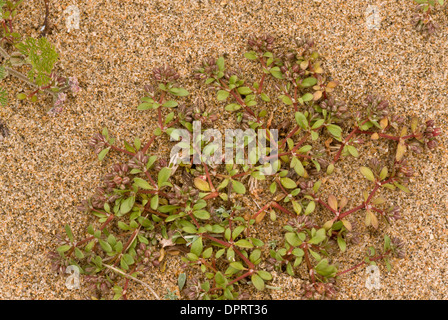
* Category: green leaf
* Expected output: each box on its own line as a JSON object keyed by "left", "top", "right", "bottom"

{"left": 260, "top": 93, "right": 270, "bottom": 102}
{"left": 301, "top": 77, "right": 317, "bottom": 87}
{"left": 74, "top": 247, "right": 84, "bottom": 259}
{"left": 280, "top": 95, "right": 293, "bottom": 105}
{"left": 193, "top": 209, "right": 211, "bottom": 220}
{"left": 292, "top": 200, "right": 302, "bottom": 215}
{"left": 123, "top": 253, "right": 135, "bottom": 266}
{"left": 217, "top": 56, "right": 225, "bottom": 71}
{"left": 347, "top": 145, "right": 359, "bottom": 158}
{"left": 360, "top": 166, "right": 375, "bottom": 182}
{"left": 234, "top": 239, "right": 254, "bottom": 249}
{"left": 99, "top": 239, "right": 113, "bottom": 253}
{"left": 162, "top": 100, "right": 178, "bottom": 108}
{"left": 137, "top": 102, "right": 153, "bottom": 110}
{"left": 98, "top": 148, "right": 110, "bottom": 161}
{"left": 295, "top": 112, "right": 308, "bottom": 129}
{"left": 16, "top": 37, "right": 59, "bottom": 86}
{"left": 230, "top": 262, "right": 246, "bottom": 271}
{"left": 56, "top": 245, "right": 71, "bottom": 254}
{"left": 150, "top": 194, "right": 159, "bottom": 210}
{"left": 17, "top": 93, "right": 27, "bottom": 100}
{"left": 285, "top": 232, "right": 301, "bottom": 247}
{"left": 217, "top": 90, "right": 230, "bottom": 101}
{"left": 394, "top": 182, "right": 410, "bottom": 193}
{"left": 191, "top": 237, "right": 203, "bottom": 256}
{"left": 158, "top": 167, "right": 171, "bottom": 187}
{"left": 293, "top": 158, "right": 305, "bottom": 177}
{"left": 326, "top": 124, "right": 342, "bottom": 139}
{"left": 269, "top": 182, "right": 277, "bottom": 194}
{"left": 251, "top": 274, "right": 265, "bottom": 291}
{"left": 384, "top": 234, "right": 391, "bottom": 251}
{"left": 134, "top": 177, "right": 153, "bottom": 190}
{"left": 308, "top": 228, "right": 326, "bottom": 244}
{"left": 292, "top": 248, "right": 304, "bottom": 257}
{"left": 120, "top": 196, "right": 135, "bottom": 214}
{"left": 315, "top": 259, "right": 337, "bottom": 278}
{"left": 231, "top": 180, "right": 246, "bottom": 194}
{"left": 244, "top": 51, "right": 258, "bottom": 60}
{"left": 178, "top": 273, "right": 187, "bottom": 291}
{"left": 117, "top": 221, "right": 130, "bottom": 231}
{"left": 237, "top": 87, "right": 252, "bottom": 95}
{"left": 225, "top": 103, "right": 241, "bottom": 111}
{"left": 250, "top": 249, "right": 262, "bottom": 263}
{"left": 280, "top": 177, "right": 296, "bottom": 189}
{"left": 232, "top": 225, "right": 245, "bottom": 240}
{"left": 379, "top": 167, "right": 388, "bottom": 181}
{"left": 312, "top": 119, "right": 325, "bottom": 129}
{"left": 304, "top": 201, "right": 316, "bottom": 215}
{"left": 301, "top": 93, "right": 314, "bottom": 102}
{"left": 257, "top": 270, "right": 272, "bottom": 281}
{"left": 169, "top": 88, "right": 189, "bottom": 97}
{"left": 65, "top": 224, "right": 74, "bottom": 243}
{"left": 269, "top": 67, "right": 284, "bottom": 79}
{"left": 337, "top": 235, "right": 346, "bottom": 252}
{"left": 214, "top": 271, "right": 227, "bottom": 286}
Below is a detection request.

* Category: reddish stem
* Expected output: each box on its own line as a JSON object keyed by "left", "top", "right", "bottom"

{"left": 142, "top": 135, "right": 156, "bottom": 154}
{"left": 271, "top": 202, "right": 295, "bottom": 217}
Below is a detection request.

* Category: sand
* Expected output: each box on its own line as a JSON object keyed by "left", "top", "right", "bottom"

{"left": 0, "top": 0, "right": 447, "bottom": 300}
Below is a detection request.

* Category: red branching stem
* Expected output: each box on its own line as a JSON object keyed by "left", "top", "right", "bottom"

{"left": 202, "top": 162, "right": 216, "bottom": 192}
{"left": 271, "top": 202, "right": 295, "bottom": 217}
{"left": 67, "top": 214, "right": 115, "bottom": 257}
{"left": 252, "top": 202, "right": 271, "bottom": 220}
{"left": 293, "top": 86, "right": 298, "bottom": 111}
{"left": 187, "top": 212, "right": 201, "bottom": 229}
{"left": 203, "top": 192, "right": 219, "bottom": 200}
{"left": 141, "top": 135, "right": 156, "bottom": 154}
{"left": 209, "top": 270, "right": 254, "bottom": 293}
{"left": 275, "top": 178, "right": 290, "bottom": 197}
{"left": 145, "top": 171, "right": 157, "bottom": 188}
{"left": 166, "top": 118, "right": 179, "bottom": 128}
{"left": 227, "top": 270, "right": 254, "bottom": 287}
{"left": 258, "top": 74, "right": 266, "bottom": 95}
{"left": 336, "top": 251, "right": 390, "bottom": 277}
{"left": 157, "top": 107, "right": 163, "bottom": 129}
{"left": 200, "top": 258, "right": 218, "bottom": 272}
{"left": 333, "top": 119, "right": 369, "bottom": 163}
{"left": 202, "top": 233, "right": 230, "bottom": 247}
{"left": 302, "top": 245, "right": 316, "bottom": 283}
{"left": 108, "top": 144, "right": 136, "bottom": 157}
{"left": 311, "top": 194, "right": 337, "bottom": 216}
{"left": 338, "top": 203, "right": 365, "bottom": 220}
{"left": 122, "top": 265, "right": 139, "bottom": 300}
{"left": 280, "top": 125, "right": 300, "bottom": 148}
{"left": 256, "top": 55, "right": 267, "bottom": 94}
{"left": 144, "top": 206, "right": 169, "bottom": 218}
{"left": 157, "top": 91, "right": 167, "bottom": 129}
{"left": 202, "top": 233, "right": 254, "bottom": 269}
{"left": 338, "top": 177, "right": 395, "bottom": 220}
{"left": 231, "top": 171, "right": 251, "bottom": 179}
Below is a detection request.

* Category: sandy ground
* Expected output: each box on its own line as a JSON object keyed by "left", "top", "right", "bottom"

{"left": 0, "top": 0, "right": 447, "bottom": 300}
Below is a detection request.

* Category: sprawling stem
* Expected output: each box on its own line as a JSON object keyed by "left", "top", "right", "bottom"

{"left": 336, "top": 251, "right": 390, "bottom": 277}
{"left": 67, "top": 213, "right": 115, "bottom": 257}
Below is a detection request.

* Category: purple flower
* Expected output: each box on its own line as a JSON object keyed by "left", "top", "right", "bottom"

{"left": 68, "top": 77, "right": 80, "bottom": 93}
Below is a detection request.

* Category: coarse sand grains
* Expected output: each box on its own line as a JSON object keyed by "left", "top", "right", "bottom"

{"left": 0, "top": 0, "right": 447, "bottom": 299}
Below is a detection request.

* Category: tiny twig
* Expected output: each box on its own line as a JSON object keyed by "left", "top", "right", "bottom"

{"left": 103, "top": 264, "right": 161, "bottom": 300}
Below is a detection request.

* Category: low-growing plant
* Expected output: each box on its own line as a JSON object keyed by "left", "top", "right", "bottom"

{"left": 51, "top": 34, "right": 441, "bottom": 300}
{"left": 0, "top": 0, "right": 78, "bottom": 112}
{"left": 412, "top": 0, "right": 445, "bottom": 34}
